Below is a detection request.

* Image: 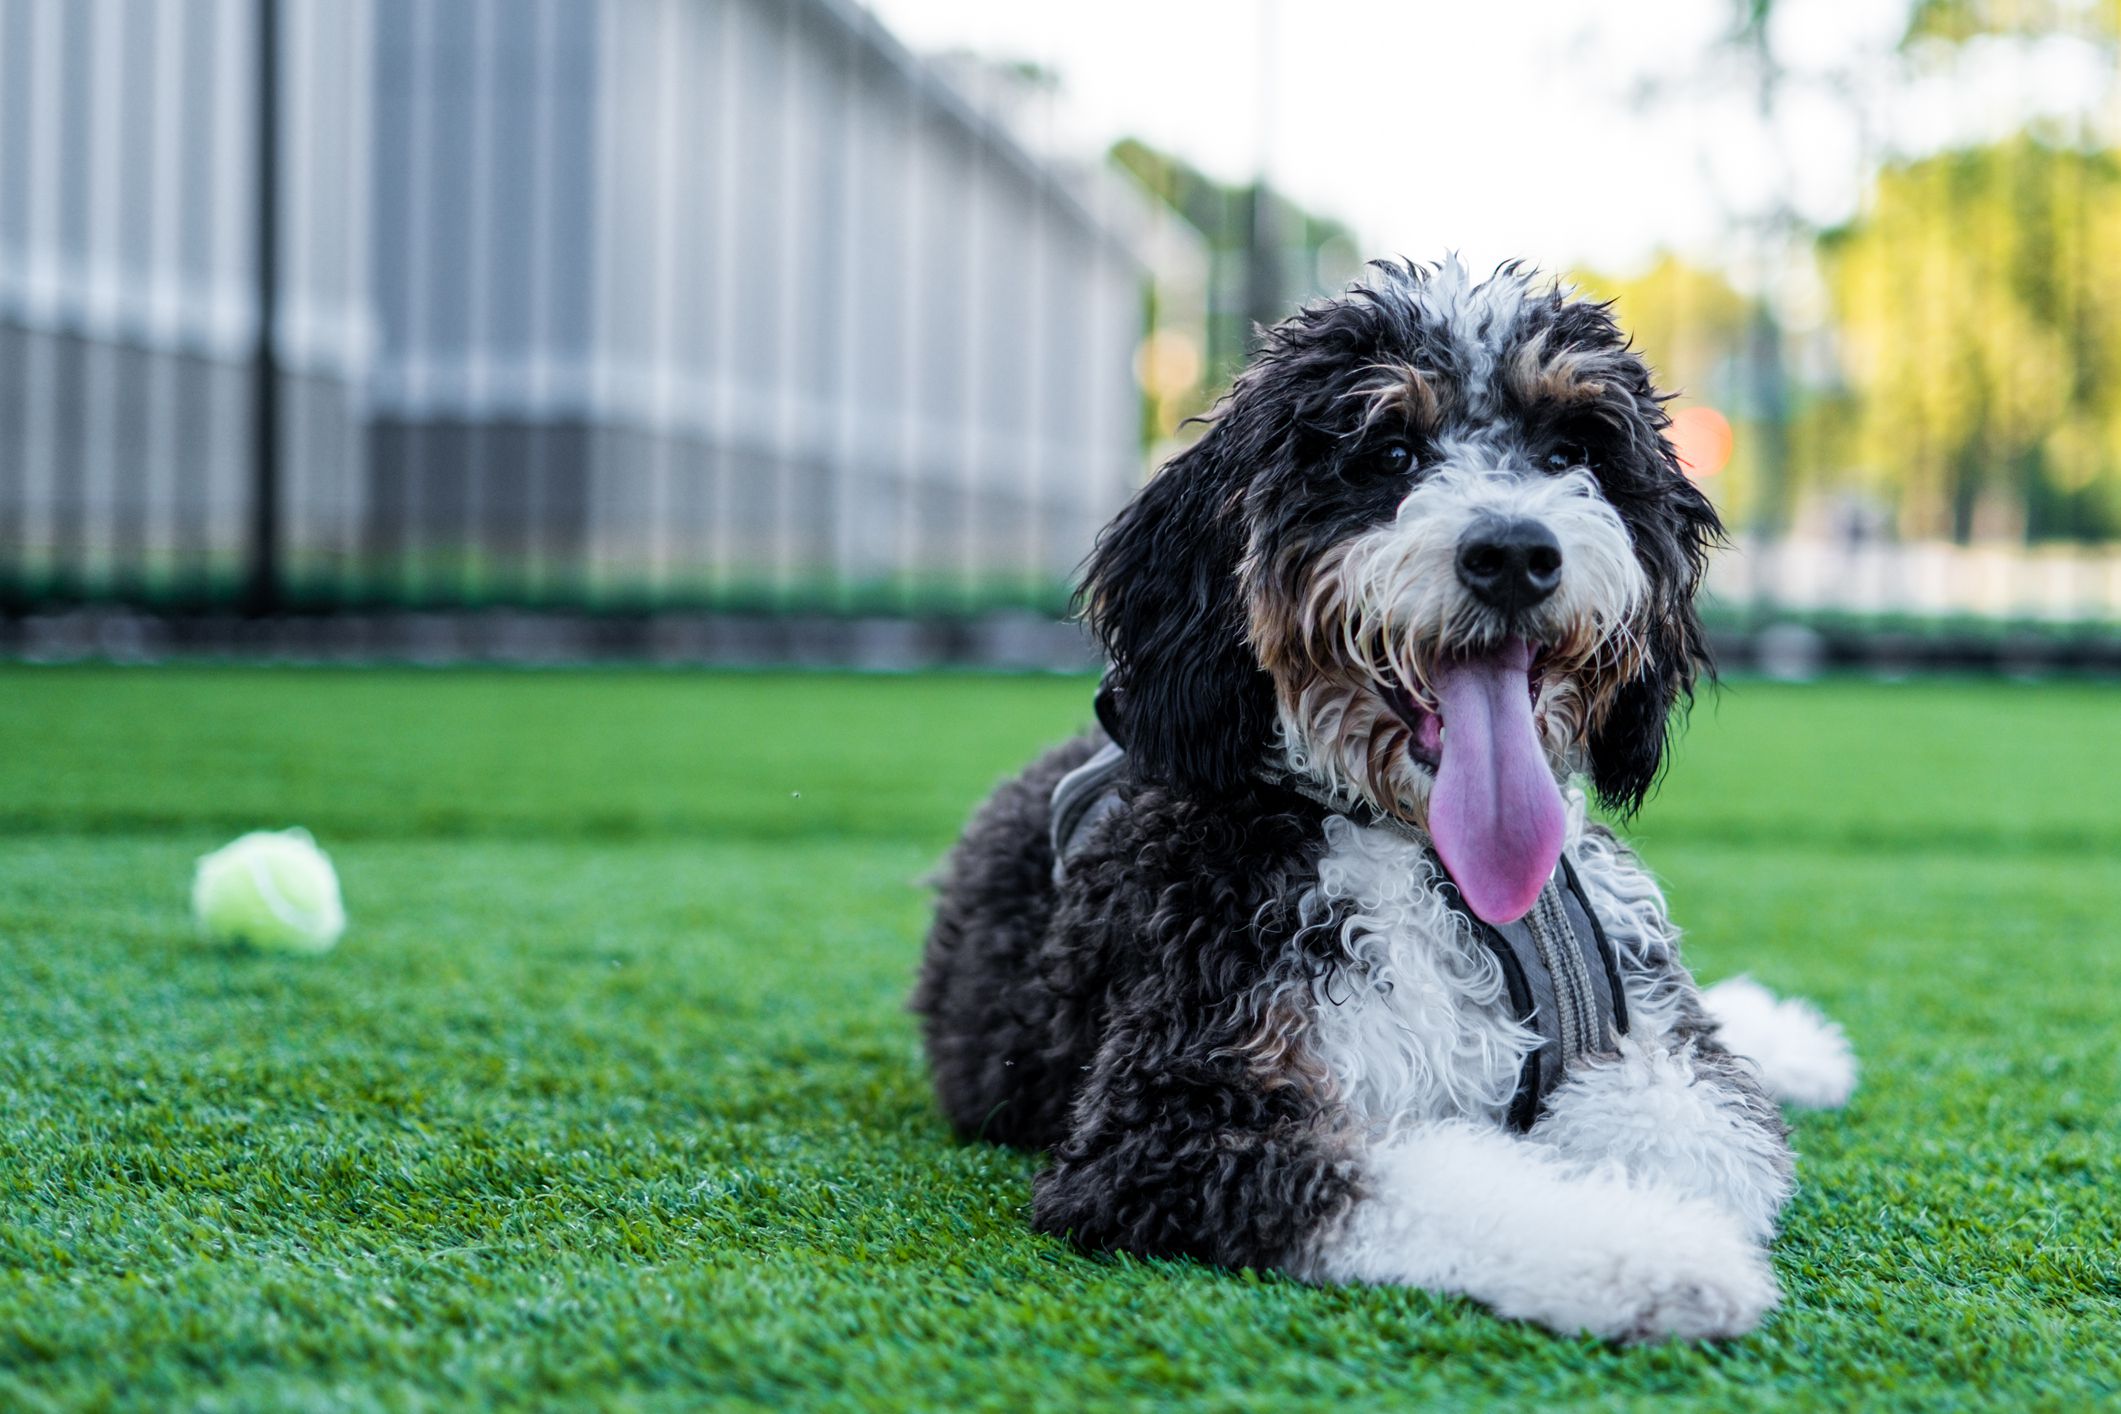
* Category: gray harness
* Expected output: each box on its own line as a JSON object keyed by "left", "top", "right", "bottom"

{"left": 1048, "top": 711, "right": 1628, "bottom": 1132}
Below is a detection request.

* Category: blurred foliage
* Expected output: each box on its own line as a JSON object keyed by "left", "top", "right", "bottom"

{"left": 1572, "top": 255, "right": 1757, "bottom": 390}
{"left": 1111, "top": 136, "right": 1361, "bottom": 423}
{"left": 1903, "top": 0, "right": 2120, "bottom": 43}
{"left": 1572, "top": 0, "right": 2121, "bottom": 545}
{"left": 1570, "top": 258, "right": 1769, "bottom": 527}
{"left": 1818, "top": 138, "right": 2121, "bottom": 540}
{"left": 1590, "top": 136, "right": 2121, "bottom": 546}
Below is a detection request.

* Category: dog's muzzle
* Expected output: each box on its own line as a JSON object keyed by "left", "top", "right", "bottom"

{"left": 1455, "top": 516, "right": 1563, "bottom": 617}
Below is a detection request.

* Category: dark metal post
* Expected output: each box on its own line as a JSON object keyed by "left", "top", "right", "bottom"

{"left": 244, "top": 0, "right": 281, "bottom": 616}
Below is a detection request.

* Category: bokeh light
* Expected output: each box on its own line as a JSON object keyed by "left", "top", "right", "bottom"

{"left": 1669, "top": 405, "right": 1734, "bottom": 479}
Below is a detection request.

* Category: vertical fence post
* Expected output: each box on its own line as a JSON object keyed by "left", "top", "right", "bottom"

{"left": 244, "top": 0, "right": 280, "bottom": 616}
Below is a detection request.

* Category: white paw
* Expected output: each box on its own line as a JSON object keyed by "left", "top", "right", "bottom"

{"left": 1703, "top": 976, "right": 1858, "bottom": 1110}
{"left": 1518, "top": 1196, "right": 1781, "bottom": 1344}
{"left": 1316, "top": 1125, "right": 1780, "bottom": 1345}
{"left": 1597, "top": 1221, "right": 1780, "bottom": 1343}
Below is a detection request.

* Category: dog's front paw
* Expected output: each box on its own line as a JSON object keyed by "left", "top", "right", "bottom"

{"left": 1600, "top": 1237, "right": 1779, "bottom": 1344}
{"left": 1319, "top": 1125, "right": 1780, "bottom": 1344}
{"left": 1526, "top": 1197, "right": 1780, "bottom": 1344}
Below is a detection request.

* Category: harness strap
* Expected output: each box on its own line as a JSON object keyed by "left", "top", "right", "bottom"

{"left": 1048, "top": 739, "right": 1128, "bottom": 885}
{"left": 1436, "top": 860, "right": 1629, "bottom": 1130}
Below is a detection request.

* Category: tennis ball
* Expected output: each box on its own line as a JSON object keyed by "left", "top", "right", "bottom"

{"left": 191, "top": 828, "right": 346, "bottom": 954}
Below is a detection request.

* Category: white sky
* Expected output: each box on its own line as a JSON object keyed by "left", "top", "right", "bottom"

{"left": 865, "top": 0, "right": 2114, "bottom": 277}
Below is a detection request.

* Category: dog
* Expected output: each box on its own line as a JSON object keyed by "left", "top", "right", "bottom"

{"left": 914, "top": 259, "right": 1854, "bottom": 1343}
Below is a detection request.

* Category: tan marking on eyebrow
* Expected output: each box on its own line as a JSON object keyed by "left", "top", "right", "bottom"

{"left": 1351, "top": 362, "right": 1451, "bottom": 434}
{"left": 1510, "top": 329, "right": 1616, "bottom": 405}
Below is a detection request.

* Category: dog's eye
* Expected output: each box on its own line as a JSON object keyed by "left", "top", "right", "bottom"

{"left": 1373, "top": 441, "right": 1415, "bottom": 476}
{"left": 1543, "top": 444, "right": 1588, "bottom": 474}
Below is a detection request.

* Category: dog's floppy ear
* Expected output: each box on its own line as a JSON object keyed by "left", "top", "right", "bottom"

{"left": 1078, "top": 419, "right": 1275, "bottom": 796}
{"left": 1587, "top": 607, "right": 1708, "bottom": 815}
{"left": 1587, "top": 425, "right": 1722, "bottom": 815}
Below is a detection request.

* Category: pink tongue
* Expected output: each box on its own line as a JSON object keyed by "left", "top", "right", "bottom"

{"left": 1427, "top": 639, "right": 1566, "bottom": 925}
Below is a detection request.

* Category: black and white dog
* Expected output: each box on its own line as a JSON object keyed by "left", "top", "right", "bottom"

{"left": 915, "top": 260, "right": 1853, "bottom": 1343}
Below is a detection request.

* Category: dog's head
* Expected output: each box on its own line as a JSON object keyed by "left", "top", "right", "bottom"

{"left": 1081, "top": 259, "right": 1721, "bottom": 923}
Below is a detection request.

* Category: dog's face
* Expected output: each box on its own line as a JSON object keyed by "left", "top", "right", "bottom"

{"left": 1083, "top": 261, "right": 1721, "bottom": 922}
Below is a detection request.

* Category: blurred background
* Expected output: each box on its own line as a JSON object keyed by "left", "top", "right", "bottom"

{"left": 1, "top": 0, "right": 2118, "bottom": 672}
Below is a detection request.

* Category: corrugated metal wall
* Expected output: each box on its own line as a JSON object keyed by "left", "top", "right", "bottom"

{"left": 0, "top": 0, "right": 1146, "bottom": 613}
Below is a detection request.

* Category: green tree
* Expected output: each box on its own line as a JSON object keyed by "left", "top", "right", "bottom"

{"left": 1819, "top": 138, "right": 2121, "bottom": 540}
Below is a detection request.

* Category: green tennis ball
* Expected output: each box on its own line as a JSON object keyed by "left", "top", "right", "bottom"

{"left": 191, "top": 828, "right": 346, "bottom": 954}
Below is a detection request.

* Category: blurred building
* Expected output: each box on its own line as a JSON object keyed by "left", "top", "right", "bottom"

{"left": 0, "top": 0, "right": 1150, "bottom": 611}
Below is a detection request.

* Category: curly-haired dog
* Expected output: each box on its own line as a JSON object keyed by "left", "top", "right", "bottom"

{"left": 914, "top": 260, "right": 1855, "bottom": 1342}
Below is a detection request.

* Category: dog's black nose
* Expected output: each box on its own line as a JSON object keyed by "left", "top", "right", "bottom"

{"left": 1456, "top": 518, "right": 1563, "bottom": 614}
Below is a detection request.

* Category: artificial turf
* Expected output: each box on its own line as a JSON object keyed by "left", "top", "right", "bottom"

{"left": 0, "top": 664, "right": 2116, "bottom": 1410}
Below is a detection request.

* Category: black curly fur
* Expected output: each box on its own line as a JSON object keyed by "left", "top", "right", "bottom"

{"left": 916, "top": 741, "right": 1360, "bottom": 1267}
{"left": 913, "top": 733, "right": 1105, "bottom": 1148}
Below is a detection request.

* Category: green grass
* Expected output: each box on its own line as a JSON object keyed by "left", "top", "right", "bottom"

{"left": 0, "top": 666, "right": 2117, "bottom": 1410}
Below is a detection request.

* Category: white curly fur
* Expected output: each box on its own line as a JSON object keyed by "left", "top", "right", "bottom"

{"left": 1529, "top": 1036, "right": 1795, "bottom": 1242}
{"left": 1326, "top": 463, "right": 1647, "bottom": 699}
{"left": 1564, "top": 812, "right": 1698, "bottom": 1042}
{"left": 1401, "top": 258, "right": 1533, "bottom": 407}
{"left": 1296, "top": 814, "right": 1538, "bottom": 1137}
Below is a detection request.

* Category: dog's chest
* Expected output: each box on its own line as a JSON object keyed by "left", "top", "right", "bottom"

{"left": 1298, "top": 819, "right": 1537, "bottom": 1137}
